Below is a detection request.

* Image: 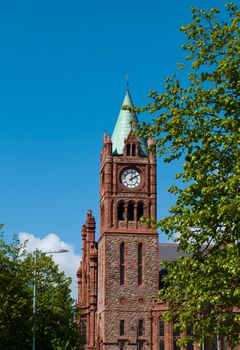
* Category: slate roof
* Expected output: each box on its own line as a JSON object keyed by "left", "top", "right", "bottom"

{"left": 158, "top": 243, "right": 186, "bottom": 288}
{"left": 111, "top": 90, "right": 148, "bottom": 156}
{"left": 159, "top": 243, "right": 186, "bottom": 263}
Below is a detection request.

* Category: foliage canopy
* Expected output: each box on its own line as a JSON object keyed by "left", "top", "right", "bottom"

{"left": 132, "top": 3, "right": 240, "bottom": 347}
{"left": 0, "top": 226, "right": 81, "bottom": 350}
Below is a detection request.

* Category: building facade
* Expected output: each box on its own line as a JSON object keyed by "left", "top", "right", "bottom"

{"left": 77, "top": 90, "right": 239, "bottom": 350}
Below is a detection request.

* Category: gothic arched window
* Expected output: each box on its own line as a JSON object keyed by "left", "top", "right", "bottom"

{"left": 137, "top": 203, "right": 144, "bottom": 221}
{"left": 126, "top": 144, "right": 131, "bottom": 156}
{"left": 120, "top": 320, "right": 125, "bottom": 336}
{"left": 132, "top": 144, "right": 136, "bottom": 156}
{"left": 120, "top": 242, "right": 125, "bottom": 285}
{"left": 128, "top": 202, "right": 134, "bottom": 221}
{"left": 138, "top": 243, "right": 143, "bottom": 285}
{"left": 118, "top": 202, "right": 125, "bottom": 221}
{"left": 159, "top": 318, "right": 165, "bottom": 350}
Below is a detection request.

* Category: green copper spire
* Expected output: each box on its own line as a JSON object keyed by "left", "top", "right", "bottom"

{"left": 111, "top": 90, "right": 148, "bottom": 156}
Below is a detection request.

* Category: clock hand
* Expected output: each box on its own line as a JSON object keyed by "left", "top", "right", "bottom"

{"left": 130, "top": 175, "right": 138, "bottom": 182}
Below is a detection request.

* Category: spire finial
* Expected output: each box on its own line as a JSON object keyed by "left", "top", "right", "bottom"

{"left": 125, "top": 75, "right": 129, "bottom": 91}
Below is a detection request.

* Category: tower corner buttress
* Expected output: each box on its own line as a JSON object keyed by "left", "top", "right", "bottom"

{"left": 77, "top": 209, "right": 98, "bottom": 350}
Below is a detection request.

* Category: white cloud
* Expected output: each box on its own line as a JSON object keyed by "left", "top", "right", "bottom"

{"left": 18, "top": 232, "right": 81, "bottom": 301}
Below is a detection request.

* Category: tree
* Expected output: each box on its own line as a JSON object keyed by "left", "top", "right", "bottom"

{"left": 0, "top": 226, "right": 32, "bottom": 350}
{"left": 0, "top": 227, "right": 81, "bottom": 350}
{"left": 131, "top": 3, "right": 240, "bottom": 348}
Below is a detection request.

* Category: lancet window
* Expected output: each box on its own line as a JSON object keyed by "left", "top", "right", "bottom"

{"left": 132, "top": 143, "right": 136, "bottom": 156}
{"left": 120, "top": 320, "right": 125, "bottom": 336}
{"left": 120, "top": 242, "right": 125, "bottom": 285}
{"left": 126, "top": 144, "right": 131, "bottom": 156}
{"left": 118, "top": 202, "right": 125, "bottom": 221}
{"left": 138, "top": 243, "right": 143, "bottom": 285}
{"left": 159, "top": 318, "right": 165, "bottom": 350}
{"left": 137, "top": 202, "right": 144, "bottom": 221}
{"left": 125, "top": 143, "right": 137, "bottom": 156}
{"left": 173, "top": 321, "right": 180, "bottom": 350}
{"left": 127, "top": 202, "right": 134, "bottom": 221}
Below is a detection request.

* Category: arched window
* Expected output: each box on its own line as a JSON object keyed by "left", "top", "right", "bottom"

{"left": 132, "top": 144, "right": 136, "bottom": 156}
{"left": 159, "top": 339, "right": 164, "bottom": 350}
{"left": 120, "top": 320, "right": 125, "bottom": 336}
{"left": 159, "top": 318, "right": 165, "bottom": 350}
{"left": 126, "top": 144, "right": 131, "bottom": 156}
{"left": 159, "top": 319, "right": 164, "bottom": 337}
{"left": 137, "top": 203, "right": 144, "bottom": 221}
{"left": 120, "top": 242, "right": 125, "bottom": 285}
{"left": 173, "top": 320, "right": 180, "bottom": 350}
{"left": 138, "top": 243, "right": 143, "bottom": 285}
{"left": 128, "top": 202, "right": 134, "bottom": 221}
{"left": 118, "top": 203, "right": 125, "bottom": 221}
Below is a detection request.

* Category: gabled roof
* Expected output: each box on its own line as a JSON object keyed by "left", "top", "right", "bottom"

{"left": 111, "top": 90, "right": 148, "bottom": 156}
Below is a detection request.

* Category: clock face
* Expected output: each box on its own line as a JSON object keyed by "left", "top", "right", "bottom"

{"left": 121, "top": 169, "right": 141, "bottom": 189}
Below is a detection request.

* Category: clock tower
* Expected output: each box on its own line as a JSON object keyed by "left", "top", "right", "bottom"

{"left": 97, "top": 89, "right": 159, "bottom": 350}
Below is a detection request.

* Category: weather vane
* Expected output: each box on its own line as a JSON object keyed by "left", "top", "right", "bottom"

{"left": 125, "top": 75, "right": 129, "bottom": 90}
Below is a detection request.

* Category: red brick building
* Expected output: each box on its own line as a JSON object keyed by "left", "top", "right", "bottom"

{"left": 77, "top": 90, "right": 238, "bottom": 350}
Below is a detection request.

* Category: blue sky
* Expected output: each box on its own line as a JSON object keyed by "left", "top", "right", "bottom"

{"left": 0, "top": 0, "right": 231, "bottom": 272}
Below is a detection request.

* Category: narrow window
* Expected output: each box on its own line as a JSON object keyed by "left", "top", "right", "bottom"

{"left": 138, "top": 243, "right": 143, "bottom": 286}
{"left": 126, "top": 144, "right": 131, "bottom": 156}
{"left": 173, "top": 321, "right": 180, "bottom": 350}
{"left": 159, "top": 319, "right": 164, "bottom": 337}
{"left": 120, "top": 242, "right": 125, "bottom": 285}
{"left": 137, "top": 203, "right": 144, "bottom": 221}
{"left": 159, "top": 318, "right": 165, "bottom": 350}
{"left": 128, "top": 202, "right": 134, "bottom": 221}
{"left": 120, "top": 320, "right": 125, "bottom": 336}
{"left": 159, "top": 340, "right": 164, "bottom": 350}
{"left": 138, "top": 343, "right": 144, "bottom": 350}
{"left": 138, "top": 319, "right": 144, "bottom": 336}
{"left": 118, "top": 203, "right": 125, "bottom": 221}
{"left": 132, "top": 144, "right": 136, "bottom": 156}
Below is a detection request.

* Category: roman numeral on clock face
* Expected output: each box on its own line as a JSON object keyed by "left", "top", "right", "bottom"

{"left": 121, "top": 169, "right": 141, "bottom": 189}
